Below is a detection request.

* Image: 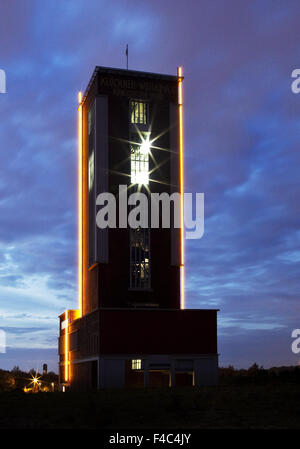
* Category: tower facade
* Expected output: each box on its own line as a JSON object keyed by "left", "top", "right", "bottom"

{"left": 58, "top": 66, "right": 218, "bottom": 390}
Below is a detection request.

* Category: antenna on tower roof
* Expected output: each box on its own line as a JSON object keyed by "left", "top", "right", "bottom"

{"left": 126, "top": 44, "right": 128, "bottom": 70}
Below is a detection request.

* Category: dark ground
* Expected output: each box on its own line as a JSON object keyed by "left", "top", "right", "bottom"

{"left": 0, "top": 381, "right": 300, "bottom": 428}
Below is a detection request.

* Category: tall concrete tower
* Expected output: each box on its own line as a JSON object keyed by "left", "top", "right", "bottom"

{"left": 59, "top": 66, "right": 218, "bottom": 390}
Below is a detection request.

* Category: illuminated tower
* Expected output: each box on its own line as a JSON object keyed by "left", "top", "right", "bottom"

{"left": 59, "top": 66, "right": 218, "bottom": 390}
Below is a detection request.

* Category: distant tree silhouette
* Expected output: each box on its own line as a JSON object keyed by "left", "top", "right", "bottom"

{"left": 12, "top": 365, "right": 20, "bottom": 373}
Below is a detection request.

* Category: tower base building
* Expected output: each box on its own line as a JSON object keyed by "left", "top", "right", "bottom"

{"left": 59, "top": 308, "right": 218, "bottom": 389}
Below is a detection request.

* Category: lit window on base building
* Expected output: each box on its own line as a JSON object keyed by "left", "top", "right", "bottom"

{"left": 131, "top": 359, "right": 142, "bottom": 370}
{"left": 130, "top": 227, "right": 150, "bottom": 289}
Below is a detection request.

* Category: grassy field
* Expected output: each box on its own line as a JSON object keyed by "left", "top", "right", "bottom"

{"left": 0, "top": 381, "right": 300, "bottom": 428}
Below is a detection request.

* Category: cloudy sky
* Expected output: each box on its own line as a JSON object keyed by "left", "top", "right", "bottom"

{"left": 0, "top": 0, "right": 300, "bottom": 372}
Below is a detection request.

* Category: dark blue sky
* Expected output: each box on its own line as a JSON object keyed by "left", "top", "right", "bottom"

{"left": 0, "top": 0, "right": 300, "bottom": 372}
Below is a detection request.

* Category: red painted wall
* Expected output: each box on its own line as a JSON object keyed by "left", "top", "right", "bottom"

{"left": 99, "top": 309, "right": 218, "bottom": 355}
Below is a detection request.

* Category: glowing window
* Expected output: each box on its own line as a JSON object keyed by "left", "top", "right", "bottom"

{"left": 88, "top": 151, "right": 94, "bottom": 192}
{"left": 132, "top": 359, "right": 142, "bottom": 370}
{"left": 61, "top": 319, "right": 68, "bottom": 330}
{"left": 130, "top": 133, "right": 150, "bottom": 185}
{"left": 131, "top": 100, "right": 148, "bottom": 124}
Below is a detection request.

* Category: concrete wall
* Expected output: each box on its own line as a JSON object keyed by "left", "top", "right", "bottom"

{"left": 98, "top": 358, "right": 125, "bottom": 388}
{"left": 194, "top": 356, "right": 219, "bottom": 386}
{"left": 95, "top": 354, "right": 218, "bottom": 389}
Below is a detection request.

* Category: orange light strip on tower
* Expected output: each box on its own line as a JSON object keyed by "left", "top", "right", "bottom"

{"left": 64, "top": 310, "right": 69, "bottom": 382}
{"left": 177, "top": 66, "right": 185, "bottom": 309}
{"left": 78, "top": 91, "right": 83, "bottom": 317}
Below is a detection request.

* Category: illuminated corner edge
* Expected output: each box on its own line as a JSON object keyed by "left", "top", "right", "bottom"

{"left": 63, "top": 309, "right": 80, "bottom": 383}
{"left": 64, "top": 310, "right": 69, "bottom": 382}
{"left": 78, "top": 91, "right": 83, "bottom": 317}
{"left": 177, "top": 66, "right": 185, "bottom": 310}
{"left": 63, "top": 90, "right": 83, "bottom": 385}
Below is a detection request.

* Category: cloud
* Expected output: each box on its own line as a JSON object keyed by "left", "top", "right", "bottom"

{"left": 1, "top": 327, "right": 47, "bottom": 335}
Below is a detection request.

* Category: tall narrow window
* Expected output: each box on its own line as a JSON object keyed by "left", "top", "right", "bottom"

{"left": 88, "top": 108, "right": 92, "bottom": 134}
{"left": 130, "top": 227, "right": 150, "bottom": 289}
{"left": 130, "top": 132, "right": 150, "bottom": 185}
{"left": 131, "top": 100, "right": 148, "bottom": 124}
{"left": 88, "top": 151, "right": 94, "bottom": 192}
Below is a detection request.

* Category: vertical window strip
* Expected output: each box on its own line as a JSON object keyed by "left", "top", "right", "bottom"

{"left": 130, "top": 100, "right": 148, "bottom": 124}
{"left": 130, "top": 227, "right": 151, "bottom": 289}
{"left": 130, "top": 142, "right": 149, "bottom": 185}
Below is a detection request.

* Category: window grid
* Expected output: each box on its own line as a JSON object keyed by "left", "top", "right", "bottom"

{"left": 129, "top": 100, "right": 151, "bottom": 290}
{"left": 131, "top": 100, "right": 148, "bottom": 124}
{"left": 130, "top": 143, "right": 149, "bottom": 185}
{"left": 130, "top": 227, "right": 151, "bottom": 289}
{"left": 131, "top": 359, "right": 142, "bottom": 370}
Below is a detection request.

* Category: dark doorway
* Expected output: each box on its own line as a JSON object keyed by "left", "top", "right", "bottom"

{"left": 175, "top": 372, "right": 193, "bottom": 386}
{"left": 149, "top": 370, "right": 169, "bottom": 387}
